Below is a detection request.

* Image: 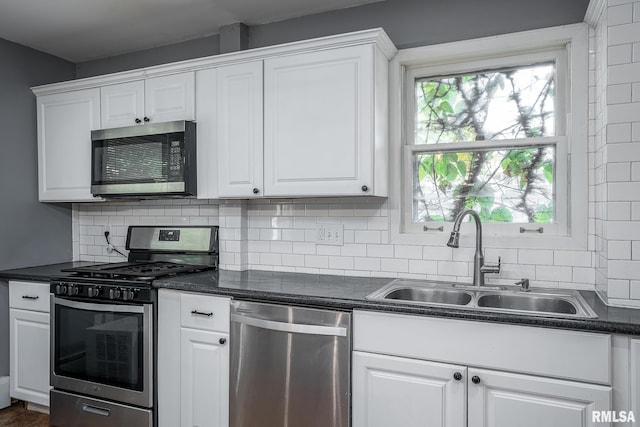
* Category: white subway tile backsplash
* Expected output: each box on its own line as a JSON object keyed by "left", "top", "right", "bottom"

{"left": 608, "top": 44, "right": 633, "bottom": 66}
{"left": 536, "top": 265, "right": 573, "bottom": 282}
{"left": 437, "top": 261, "right": 469, "bottom": 277}
{"left": 609, "top": 259, "right": 640, "bottom": 278}
{"left": 554, "top": 250, "right": 593, "bottom": 267}
{"left": 366, "top": 244, "right": 394, "bottom": 258}
{"left": 354, "top": 257, "right": 381, "bottom": 272}
{"left": 305, "top": 255, "right": 329, "bottom": 269}
{"left": 634, "top": 42, "right": 640, "bottom": 61}
{"left": 609, "top": 240, "right": 632, "bottom": 259}
{"left": 609, "top": 3, "right": 634, "bottom": 25}
{"left": 394, "top": 245, "right": 423, "bottom": 260}
{"left": 607, "top": 201, "right": 632, "bottom": 220}
{"left": 408, "top": 259, "right": 438, "bottom": 275}
{"left": 380, "top": 258, "right": 409, "bottom": 273}
{"left": 607, "top": 101, "right": 640, "bottom": 122}
{"left": 608, "top": 181, "right": 640, "bottom": 200}
{"left": 632, "top": 240, "right": 640, "bottom": 260}
{"left": 329, "top": 256, "right": 354, "bottom": 270}
{"left": 609, "top": 22, "right": 640, "bottom": 45}
{"left": 517, "top": 249, "right": 554, "bottom": 265}
{"left": 607, "top": 83, "right": 633, "bottom": 104}
{"left": 609, "top": 279, "right": 631, "bottom": 298}
{"left": 354, "top": 230, "right": 381, "bottom": 244}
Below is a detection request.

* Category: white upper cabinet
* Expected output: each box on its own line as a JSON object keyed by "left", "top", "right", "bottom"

{"left": 216, "top": 61, "right": 264, "bottom": 198}
{"left": 37, "top": 88, "right": 100, "bottom": 202}
{"left": 100, "top": 72, "right": 195, "bottom": 129}
{"left": 32, "top": 29, "right": 396, "bottom": 200}
{"left": 145, "top": 73, "right": 195, "bottom": 124}
{"left": 264, "top": 45, "right": 380, "bottom": 197}
{"left": 100, "top": 80, "right": 145, "bottom": 129}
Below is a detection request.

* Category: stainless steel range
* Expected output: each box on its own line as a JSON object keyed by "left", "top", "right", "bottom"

{"left": 49, "top": 225, "right": 218, "bottom": 427}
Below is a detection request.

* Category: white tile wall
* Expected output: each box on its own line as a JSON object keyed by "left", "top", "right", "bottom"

{"left": 72, "top": 199, "right": 219, "bottom": 262}
{"left": 69, "top": 1, "right": 640, "bottom": 307}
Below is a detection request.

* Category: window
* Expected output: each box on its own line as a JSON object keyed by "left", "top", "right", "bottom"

{"left": 390, "top": 25, "right": 588, "bottom": 248}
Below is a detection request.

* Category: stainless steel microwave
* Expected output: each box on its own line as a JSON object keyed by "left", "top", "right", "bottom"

{"left": 91, "top": 120, "right": 196, "bottom": 198}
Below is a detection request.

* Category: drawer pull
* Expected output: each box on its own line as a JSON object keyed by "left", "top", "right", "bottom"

{"left": 82, "top": 404, "right": 111, "bottom": 417}
{"left": 21, "top": 295, "right": 40, "bottom": 300}
{"left": 191, "top": 310, "right": 214, "bottom": 317}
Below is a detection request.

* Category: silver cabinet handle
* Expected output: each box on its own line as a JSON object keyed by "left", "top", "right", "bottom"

{"left": 21, "top": 295, "right": 39, "bottom": 300}
{"left": 191, "top": 310, "right": 213, "bottom": 317}
{"left": 231, "top": 313, "right": 347, "bottom": 337}
{"left": 82, "top": 404, "right": 110, "bottom": 417}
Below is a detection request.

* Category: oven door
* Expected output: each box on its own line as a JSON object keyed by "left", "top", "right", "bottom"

{"left": 51, "top": 297, "right": 153, "bottom": 408}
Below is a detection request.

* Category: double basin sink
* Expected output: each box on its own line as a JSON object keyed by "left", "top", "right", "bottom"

{"left": 366, "top": 280, "right": 597, "bottom": 319}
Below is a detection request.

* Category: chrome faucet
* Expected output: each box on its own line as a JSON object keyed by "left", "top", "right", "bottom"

{"left": 446, "top": 209, "right": 501, "bottom": 286}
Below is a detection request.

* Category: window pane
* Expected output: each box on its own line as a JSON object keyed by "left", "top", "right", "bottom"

{"left": 415, "top": 63, "right": 555, "bottom": 144}
{"left": 412, "top": 147, "right": 554, "bottom": 223}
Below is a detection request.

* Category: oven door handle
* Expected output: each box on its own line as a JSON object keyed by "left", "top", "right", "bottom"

{"left": 53, "top": 297, "right": 145, "bottom": 313}
{"left": 82, "top": 404, "right": 111, "bottom": 417}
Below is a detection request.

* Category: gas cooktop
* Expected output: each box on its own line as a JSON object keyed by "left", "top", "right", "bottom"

{"left": 61, "top": 261, "right": 214, "bottom": 281}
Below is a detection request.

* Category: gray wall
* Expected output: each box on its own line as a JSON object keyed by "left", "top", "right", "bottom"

{"left": 76, "top": 0, "right": 589, "bottom": 78}
{"left": 0, "top": 38, "right": 76, "bottom": 270}
{"left": 0, "top": 38, "right": 75, "bottom": 375}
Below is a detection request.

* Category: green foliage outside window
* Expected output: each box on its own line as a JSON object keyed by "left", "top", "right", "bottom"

{"left": 413, "top": 63, "right": 556, "bottom": 223}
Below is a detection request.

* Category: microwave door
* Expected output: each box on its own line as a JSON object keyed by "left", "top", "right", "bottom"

{"left": 91, "top": 121, "right": 194, "bottom": 197}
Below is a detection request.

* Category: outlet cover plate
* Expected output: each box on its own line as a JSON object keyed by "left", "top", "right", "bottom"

{"left": 316, "top": 223, "right": 343, "bottom": 246}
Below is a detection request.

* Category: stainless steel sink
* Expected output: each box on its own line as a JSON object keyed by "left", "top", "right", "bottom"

{"left": 366, "top": 279, "right": 597, "bottom": 318}
{"left": 384, "top": 288, "right": 473, "bottom": 306}
{"left": 477, "top": 293, "right": 578, "bottom": 315}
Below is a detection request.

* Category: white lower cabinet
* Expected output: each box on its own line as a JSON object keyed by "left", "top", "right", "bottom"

{"left": 353, "top": 310, "right": 612, "bottom": 427}
{"left": 467, "top": 368, "right": 611, "bottom": 427}
{"left": 353, "top": 351, "right": 466, "bottom": 427}
{"left": 8, "top": 281, "right": 51, "bottom": 407}
{"left": 158, "top": 289, "right": 230, "bottom": 427}
{"left": 180, "top": 329, "right": 229, "bottom": 427}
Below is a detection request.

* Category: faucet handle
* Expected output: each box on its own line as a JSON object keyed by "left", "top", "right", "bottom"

{"left": 515, "top": 278, "right": 530, "bottom": 291}
{"left": 480, "top": 256, "right": 501, "bottom": 274}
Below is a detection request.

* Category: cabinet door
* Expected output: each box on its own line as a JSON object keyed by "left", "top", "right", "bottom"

{"left": 468, "top": 368, "right": 611, "bottom": 427}
{"left": 181, "top": 328, "right": 229, "bottom": 427}
{"left": 353, "top": 351, "right": 466, "bottom": 427}
{"left": 145, "top": 72, "right": 195, "bottom": 124}
{"left": 264, "top": 45, "right": 374, "bottom": 196}
{"left": 37, "top": 88, "right": 100, "bottom": 201}
{"left": 216, "top": 61, "right": 263, "bottom": 197}
{"left": 100, "top": 80, "right": 145, "bottom": 129}
{"left": 9, "top": 309, "right": 50, "bottom": 407}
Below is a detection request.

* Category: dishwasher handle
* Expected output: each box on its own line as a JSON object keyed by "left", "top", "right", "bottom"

{"left": 231, "top": 313, "right": 348, "bottom": 337}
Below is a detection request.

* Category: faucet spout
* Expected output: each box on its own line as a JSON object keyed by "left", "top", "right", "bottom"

{"left": 446, "top": 209, "right": 499, "bottom": 286}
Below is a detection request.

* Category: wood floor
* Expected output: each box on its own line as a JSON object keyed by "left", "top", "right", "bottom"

{"left": 0, "top": 401, "right": 49, "bottom": 427}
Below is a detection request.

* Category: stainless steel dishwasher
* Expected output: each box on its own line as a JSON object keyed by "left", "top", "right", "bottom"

{"left": 230, "top": 300, "right": 351, "bottom": 427}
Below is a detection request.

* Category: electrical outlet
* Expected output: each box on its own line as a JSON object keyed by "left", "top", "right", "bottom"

{"left": 316, "top": 224, "right": 343, "bottom": 246}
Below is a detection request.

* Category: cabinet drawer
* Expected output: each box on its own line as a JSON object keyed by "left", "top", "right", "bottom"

{"left": 180, "top": 292, "right": 230, "bottom": 333}
{"left": 9, "top": 281, "right": 50, "bottom": 313}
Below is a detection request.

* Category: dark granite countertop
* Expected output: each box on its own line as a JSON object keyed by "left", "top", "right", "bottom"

{"left": 3, "top": 263, "right": 640, "bottom": 335}
{"left": 154, "top": 269, "right": 640, "bottom": 336}
{"left": 0, "top": 261, "right": 99, "bottom": 282}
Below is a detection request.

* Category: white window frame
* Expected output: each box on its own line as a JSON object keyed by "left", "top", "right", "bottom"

{"left": 389, "top": 24, "right": 589, "bottom": 250}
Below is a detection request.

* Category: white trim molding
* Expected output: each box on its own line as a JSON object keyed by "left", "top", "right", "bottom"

{"left": 388, "top": 23, "right": 590, "bottom": 250}
{"left": 584, "top": 0, "right": 606, "bottom": 28}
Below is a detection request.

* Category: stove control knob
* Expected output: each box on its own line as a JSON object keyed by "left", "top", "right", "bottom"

{"left": 108, "top": 288, "right": 121, "bottom": 300}
{"left": 55, "top": 283, "right": 68, "bottom": 295}
{"left": 121, "top": 289, "right": 136, "bottom": 301}
{"left": 67, "top": 284, "right": 79, "bottom": 296}
{"left": 87, "top": 287, "right": 101, "bottom": 298}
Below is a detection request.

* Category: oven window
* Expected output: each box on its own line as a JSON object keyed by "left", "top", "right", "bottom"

{"left": 54, "top": 304, "right": 144, "bottom": 391}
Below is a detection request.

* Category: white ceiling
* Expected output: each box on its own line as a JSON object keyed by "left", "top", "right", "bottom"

{"left": 0, "top": 0, "right": 383, "bottom": 62}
